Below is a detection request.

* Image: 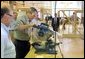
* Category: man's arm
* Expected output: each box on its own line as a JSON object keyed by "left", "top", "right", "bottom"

{"left": 17, "top": 24, "right": 34, "bottom": 31}
{"left": 14, "top": 15, "right": 35, "bottom": 31}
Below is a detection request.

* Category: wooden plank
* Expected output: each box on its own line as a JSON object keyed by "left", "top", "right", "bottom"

{"left": 62, "top": 34, "right": 83, "bottom": 38}
{"left": 25, "top": 46, "right": 62, "bottom": 58}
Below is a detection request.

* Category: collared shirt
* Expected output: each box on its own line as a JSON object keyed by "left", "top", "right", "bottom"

{"left": 1, "top": 23, "right": 16, "bottom": 58}
{"left": 14, "top": 12, "right": 41, "bottom": 41}
{"left": 27, "top": 18, "right": 41, "bottom": 35}
{"left": 28, "top": 19, "right": 41, "bottom": 43}
{"left": 9, "top": 19, "right": 16, "bottom": 31}
{"left": 14, "top": 14, "right": 30, "bottom": 41}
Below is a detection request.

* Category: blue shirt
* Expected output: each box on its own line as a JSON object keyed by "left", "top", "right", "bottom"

{"left": 1, "top": 23, "right": 16, "bottom": 58}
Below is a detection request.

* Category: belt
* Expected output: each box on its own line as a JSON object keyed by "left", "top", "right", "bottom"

{"left": 15, "top": 39, "right": 29, "bottom": 42}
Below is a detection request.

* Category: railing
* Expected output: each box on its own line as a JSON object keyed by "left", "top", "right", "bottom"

{"left": 57, "top": 10, "right": 84, "bottom": 39}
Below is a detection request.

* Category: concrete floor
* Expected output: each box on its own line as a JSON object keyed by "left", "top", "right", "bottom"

{"left": 57, "top": 38, "right": 84, "bottom": 58}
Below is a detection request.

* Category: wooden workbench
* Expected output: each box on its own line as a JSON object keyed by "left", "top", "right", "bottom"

{"left": 25, "top": 46, "right": 62, "bottom": 58}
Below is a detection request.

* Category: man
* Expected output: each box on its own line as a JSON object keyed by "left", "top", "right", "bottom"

{"left": 9, "top": 11, "right": 18, "bottom": 42}
{"left": 51, "top": 13, "right": 60, "bottom": 31}
{"left": 28, "top": 7, "right": 41, "bottom": 43}
{"left": 1, "top": 7, "right": 16, "bottom": 58}
{"left": 13, "top": 7, "right": 39, "bottom": 58}
{"left": 70, "top": 11, "right": 80, "bottom": 21}
{"left": 70, "top": 11, "right": 80, "bottom": 33}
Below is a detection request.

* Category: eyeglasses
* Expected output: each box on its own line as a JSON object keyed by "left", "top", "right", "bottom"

{"left": 6, "top": 13, "right": 13, "bottom": 17}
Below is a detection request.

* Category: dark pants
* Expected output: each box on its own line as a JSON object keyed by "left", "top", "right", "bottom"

{"left": 14, "top": 39, "right": 31, "bottom": 58}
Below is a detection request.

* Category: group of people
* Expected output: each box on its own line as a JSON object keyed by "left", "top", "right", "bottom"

{"left": 1, "top": 5, "right": 81, "bottom": 58}
{"left": 1, "top": 6, "right": 41, "bottom": 58}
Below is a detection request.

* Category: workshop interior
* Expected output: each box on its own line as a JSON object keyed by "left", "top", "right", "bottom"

{"left": 1, "top": 1, "right": 84, "bottom": 58}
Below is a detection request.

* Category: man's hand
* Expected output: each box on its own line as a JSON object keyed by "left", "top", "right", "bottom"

{"left": 27, "top": 23, "right": 36, "bottom": 27}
